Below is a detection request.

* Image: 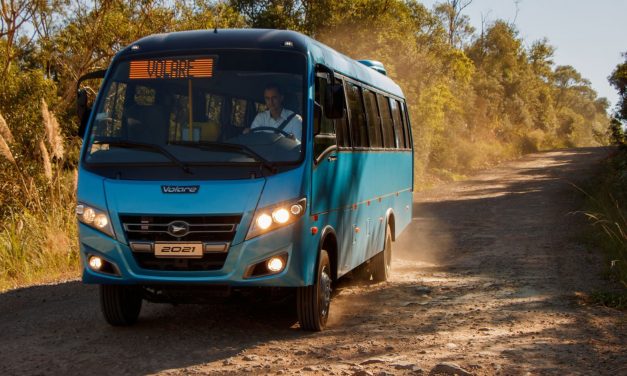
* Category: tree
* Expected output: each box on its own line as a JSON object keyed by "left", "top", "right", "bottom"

{"left": 609, "top": 52, "right": 627, "bottom": 124}
{"left": 433, "top": 0, "right": 474, "bottom": 48}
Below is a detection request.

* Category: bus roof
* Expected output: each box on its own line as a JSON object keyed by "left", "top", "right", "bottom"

{"left": 119, "top": 29, "right": 404, "bottom": 98}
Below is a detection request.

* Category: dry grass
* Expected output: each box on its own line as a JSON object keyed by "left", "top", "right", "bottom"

{"left": 0, "top": 109, "right": 79, "bottom": 292}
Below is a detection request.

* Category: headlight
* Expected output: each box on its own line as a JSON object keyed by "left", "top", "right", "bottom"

{"left": 76, "top": 202, "right": 115, "bottom": 237}
{"left": 246, "top": 198, "right": 306, "bottom": 240}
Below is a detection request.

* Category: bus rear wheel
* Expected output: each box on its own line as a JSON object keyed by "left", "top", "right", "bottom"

{"left": 100, "top": 285, "right": 143, "bottom": 326}
{"left": 297, "top": 250, "right": 332, "bottom": 331}
{"left": 372, "top": 224, "right": 392, "bottom": 282}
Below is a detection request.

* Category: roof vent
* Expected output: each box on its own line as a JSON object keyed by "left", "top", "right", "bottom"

{"left": 358, "top": 60, "right": 387, "bottom": 75}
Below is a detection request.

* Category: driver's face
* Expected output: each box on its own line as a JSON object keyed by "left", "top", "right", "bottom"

{"left": 264, "top": 88, "right": 283, "bottom": 113}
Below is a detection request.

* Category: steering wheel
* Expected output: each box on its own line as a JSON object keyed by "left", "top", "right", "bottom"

{"left": 249, "top": 126, "right": 292, "bottom": 138}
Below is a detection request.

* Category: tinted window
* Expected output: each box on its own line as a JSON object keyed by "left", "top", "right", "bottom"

{"left": 390, "top": 99, "right": 406, "bottom": 148}
{"left": 334, "top": 79, "right": 350, "bottom": 147}
{"left": 377, "top": 93, "right": 395, "bottom": 148}
{"left": 314, "top": 76, "right": 337, "bottom": 160}
{"left": 400, "top": 102, "right": 411, "bottom": 149}
{"left": 363, "top": 89, "right": 382, "bottom": 148}
{"left": 345, "top": 82, "right": 368, "bottom": 147}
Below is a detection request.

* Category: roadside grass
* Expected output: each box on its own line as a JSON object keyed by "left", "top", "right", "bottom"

{"left": 0, "top": 106, "right": 80, "bottom": 292}
{"left": 0, "top": 171, "right": 80, "bottom": 292}
{"left": 579, "top": 146, "right": 627, "bottom": 308}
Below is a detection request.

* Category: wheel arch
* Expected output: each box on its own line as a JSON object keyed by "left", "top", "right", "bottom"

{"left": 318, "top": 225, "right": 338, "bottom": 281}
{"left": 385, "top": 208, "right": 396, "bottom": 241}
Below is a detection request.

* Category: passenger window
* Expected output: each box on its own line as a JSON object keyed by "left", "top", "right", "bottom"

{"left": 377, "top": 94, "right": 395, "bottom": 148}
{"left": 334, "top": 79, "right": 350, "bottom": 148}
{"left": 314, "top": 76, "right": 337, "bottom": 161}
{"left": 345, "top": 82, "right": 368, "bottom": 148}
{"left": 400, "top": 102, "right": 411, "bottom": 148}
{"left": 390, "top": 99, "right": 406, "bottom": 148}
{"left": 363, "top": 90, "right": 382, "bottom": 148}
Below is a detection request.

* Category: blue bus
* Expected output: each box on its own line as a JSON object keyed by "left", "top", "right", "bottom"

{"left": 76, "top": 29, "right": 413, "bottom": 331}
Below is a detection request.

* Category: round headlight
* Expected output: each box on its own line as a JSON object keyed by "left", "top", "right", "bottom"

{"left": 82, "top": 207, "right": 96, "bottom": 223}
{"left": 256, "top": 213, "right": 273, "bottom": 230}
{"left": 272, "top": 208, "right": 290, "bottom": 224}
{"left": 94, "top": 214, "right": 109, "bottom": 229}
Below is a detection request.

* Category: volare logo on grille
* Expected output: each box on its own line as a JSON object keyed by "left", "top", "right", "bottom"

{"left": 161, "top": 185, "right": 200, "bottom": 194}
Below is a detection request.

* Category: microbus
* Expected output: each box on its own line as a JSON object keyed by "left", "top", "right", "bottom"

{"left": 76, "top": 29, "right": 413, "bottom": 331}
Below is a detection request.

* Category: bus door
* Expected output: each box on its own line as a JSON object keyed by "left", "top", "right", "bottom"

{"left": 311, "top": 74, "right": 357, "bottom": 276}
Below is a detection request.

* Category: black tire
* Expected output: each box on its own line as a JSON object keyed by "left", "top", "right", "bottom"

{"left": 372, "top": 224, "right": 392, "bottom": 282}
{"left": 100, "top": 285, "right": 143, "bottom": 326}
{"left": 297, "top": 250, "right": 332, "bottom": 331}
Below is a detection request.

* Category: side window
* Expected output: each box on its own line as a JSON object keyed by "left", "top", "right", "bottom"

{"left": 231, "top": 98, "right": 247, "bottom": 128}
{"left": 314, "top": 75, "right": 337, "bottom": 161}
{"left": 377, "top": 93, "right": 395, "bottom": 149}
{"left": 363, "top": 89, "right": 382, "bottom": 148}
{"left": 315, "top": 76, "right": 336, "bottom": 134}
{"left": 345, "top": 82, "right": 368, "bottom": 148}
{"left": 390, "top": 98, "right": 406, "bottom": 148}
{"left": 400, "top": 102, "right": 411, "bottom": 149}
{"left": 334, "top": 78, "right": 350, "bottom": 148}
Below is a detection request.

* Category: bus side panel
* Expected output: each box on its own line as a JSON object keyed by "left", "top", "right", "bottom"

{"left": 311, "top": 149, "right": 412, "bottom": 276}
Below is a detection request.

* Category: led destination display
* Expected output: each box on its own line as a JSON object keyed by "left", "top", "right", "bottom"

{"left": 129, "top": 58, "right": 214, "bottom": 79}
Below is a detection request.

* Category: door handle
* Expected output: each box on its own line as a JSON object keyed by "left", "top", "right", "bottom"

{"left": 327, "top": 154, "right": 337, "bottom": 162}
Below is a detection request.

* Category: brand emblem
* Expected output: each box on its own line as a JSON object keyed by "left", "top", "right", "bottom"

{"left": 161, "top": 185, "right": 200, "bottom": 194}
{"left": 167, "top": 221, "right": 190, "bottom": 237}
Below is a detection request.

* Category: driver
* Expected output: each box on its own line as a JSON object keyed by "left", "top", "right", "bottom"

{"left": 247, "top": 83, "right": 302, "bottom": 142}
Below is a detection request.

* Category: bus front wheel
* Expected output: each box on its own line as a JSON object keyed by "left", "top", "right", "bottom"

{"left": 372, "top": 224, "right": 392, "bottom": 282}
{"left": 297, "top": 250, "right": 332, "bottom": 331}
{"left": 100, "top": 285, "right": 143, "bottom": 326}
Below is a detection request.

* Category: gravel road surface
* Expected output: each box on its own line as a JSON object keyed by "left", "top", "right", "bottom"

{"left": 1, "top": 147, "right": 625, "bottom": 375}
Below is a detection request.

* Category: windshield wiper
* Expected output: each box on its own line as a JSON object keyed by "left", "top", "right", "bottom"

{"left": 93, "top": 139, "right": 192, "bottom": 174}
{"left": 169, "top": 141, "right": 276, "bottom": 174}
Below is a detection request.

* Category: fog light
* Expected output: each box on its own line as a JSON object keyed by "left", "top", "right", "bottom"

{"left": 89, "top": 256, "right": 103, "bottom": 270}
{"left": 267, "top": 256, "right": 284, "bottom": 272}
{"left": 272, "top": 208, "right": 290, "bottom": 224}
{"left": 256, "top": 213, "right": 273, "bottom": 230}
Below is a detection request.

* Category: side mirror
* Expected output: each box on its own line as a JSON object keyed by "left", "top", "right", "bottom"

{"left": 77, "top": 88, "right": 90, "bottom": 138}
{"left": 324, "top": 84, "right": 345, "bottom": 119}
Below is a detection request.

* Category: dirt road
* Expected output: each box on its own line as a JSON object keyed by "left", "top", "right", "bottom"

{"left": 1, "top": 147, "right": 625, "bottom": 375}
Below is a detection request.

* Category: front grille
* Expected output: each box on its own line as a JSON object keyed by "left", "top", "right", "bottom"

{"left": 120, "top": 214, "right": 242, "bottom": 271}
{"left": 132, "top": 253, "right": 228, "bottom": 271}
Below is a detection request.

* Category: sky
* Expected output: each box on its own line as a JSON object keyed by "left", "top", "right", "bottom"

{"left": 420, "top": 0, "right": 627, "bottom": 110}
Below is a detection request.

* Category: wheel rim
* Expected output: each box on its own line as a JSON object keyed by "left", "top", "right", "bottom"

{"left": 319, "top": 267, "right": 332, "bottom": 318}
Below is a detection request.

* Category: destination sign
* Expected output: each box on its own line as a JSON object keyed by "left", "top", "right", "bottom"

{"left": 129, "top": 58, "right": 214, "bottom": 79}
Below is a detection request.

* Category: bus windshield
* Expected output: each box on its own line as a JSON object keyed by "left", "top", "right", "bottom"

{"left": 84, "top": 50, "right": 306, "bottom": 168}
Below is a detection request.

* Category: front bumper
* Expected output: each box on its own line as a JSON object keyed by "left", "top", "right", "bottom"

{"left": 79, "top": 223, "right": 308, "bottom": 287}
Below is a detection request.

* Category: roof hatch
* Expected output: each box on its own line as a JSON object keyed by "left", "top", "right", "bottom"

{"left": 357, "top": 60, "right": 387, "bottom": 75}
